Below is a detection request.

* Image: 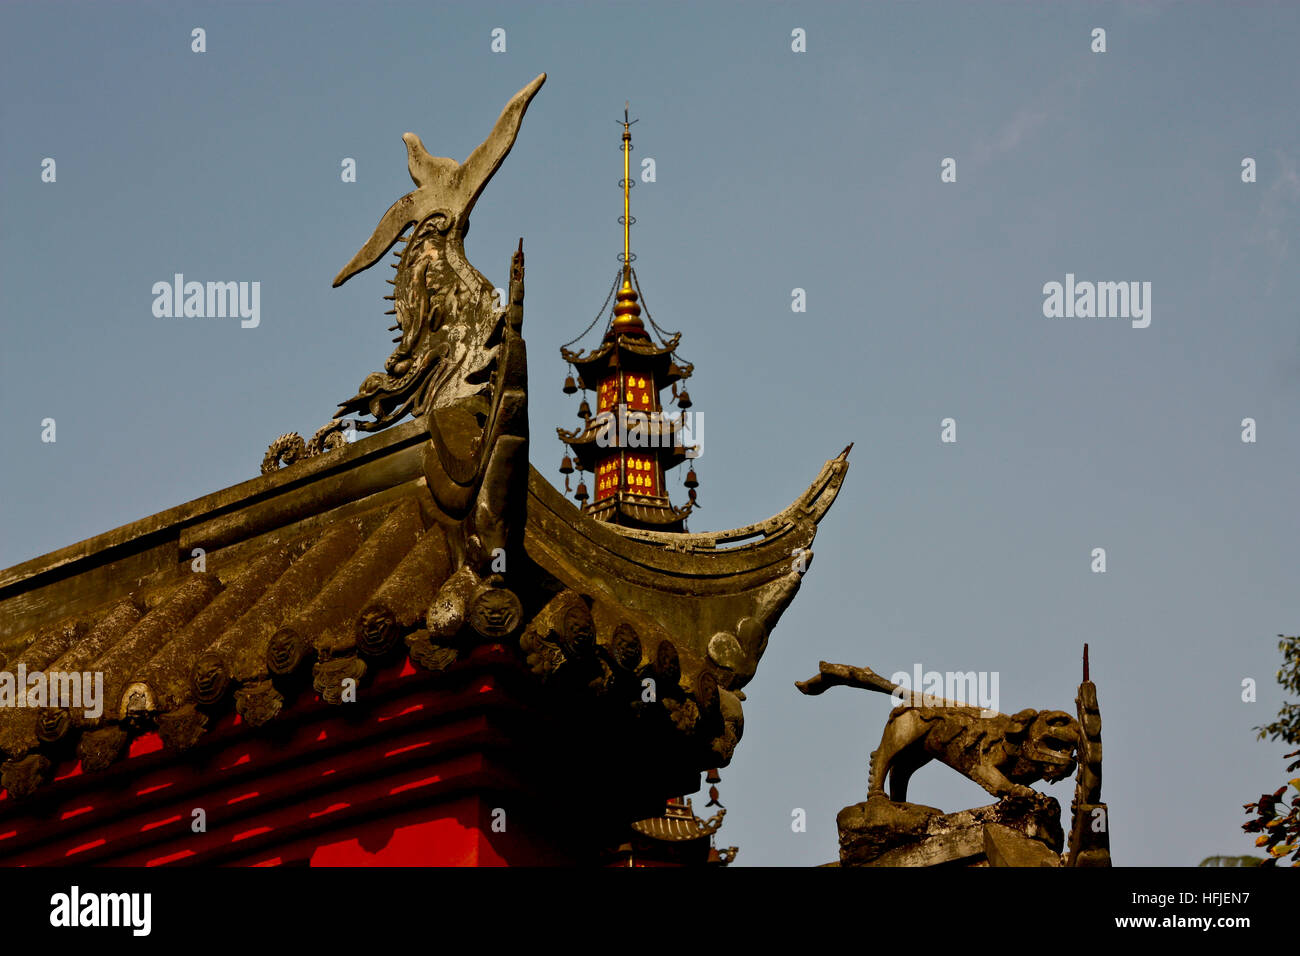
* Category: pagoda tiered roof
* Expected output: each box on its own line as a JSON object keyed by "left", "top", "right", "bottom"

{"left": 631, "top": 796, "right": 723, "bottom": 843}
{"left": 560, "top": 332, "right": 690, "bottom": 387}
{"left": 583, "top": 495, "right": 694, "bottom": 528}
{"left": 556, "top": 413, "right": 695, "bottom": 474}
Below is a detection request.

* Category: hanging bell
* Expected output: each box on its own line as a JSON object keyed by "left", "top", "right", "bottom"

{"left": 577, "top": 398, "right": 592, "bottom": 420}
{"left": 677, "top": 388, "right": 692, "bottom": 409}
{"left": 706, "top": 767, "right": 721, "bottom": 785}
{"left": 562, "top": 374, "right": 578, "bottom": 395}
{"left": 559, "top": 455, "right": 574, "bottom": 475}
{"left": 668, "top": 362, "right": 683, "bottom": 379}
{"left": 575, "top": 480, "right": 589, "bottom": 502}
{"left": 684, "top": 467, "right": 699, "bottom": 489}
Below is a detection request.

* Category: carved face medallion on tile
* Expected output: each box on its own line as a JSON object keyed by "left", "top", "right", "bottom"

{"left": 468, "top": 585, "right": 523, "bottom": 638}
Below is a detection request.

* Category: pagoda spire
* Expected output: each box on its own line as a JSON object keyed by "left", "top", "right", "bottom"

{"left": 611, "top": 103, "right": 644, "bottom": 337}
{"left": 621, "top": 104, "right": 633, "bottom": 276}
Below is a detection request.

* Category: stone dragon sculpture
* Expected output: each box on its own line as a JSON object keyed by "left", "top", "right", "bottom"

{"left": 262, "top": 72, "right": 546, "bottom": 473}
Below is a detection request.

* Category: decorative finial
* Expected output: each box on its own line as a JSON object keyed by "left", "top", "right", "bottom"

{"left": 332, "top": 73, "right": 546, "bottom": 289}
{"left": 611, "top": 101, "right": 644, "bottom": 336}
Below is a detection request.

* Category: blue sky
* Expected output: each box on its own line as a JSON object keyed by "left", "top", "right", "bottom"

{"left": 2, "top": 0, "right": 1298, "bottom": 866}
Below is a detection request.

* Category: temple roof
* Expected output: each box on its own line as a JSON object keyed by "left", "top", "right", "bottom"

{"left": 1, "top": 499, "right": 437, "bottom": 751}
{"left": 0, "top": 404, "right": 850, "bottom": 806}
{"left": 0, "top": 422, "right": 441, "bottom": 797}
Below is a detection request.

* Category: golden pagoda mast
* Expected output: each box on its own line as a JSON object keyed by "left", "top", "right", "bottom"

{"left": 611, "top": 103, "right": 645, "bottom": 336}
{"left": 623, "top": 103, "right": 633, "bottom": 271}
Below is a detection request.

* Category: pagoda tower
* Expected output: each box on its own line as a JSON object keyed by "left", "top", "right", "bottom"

{"left": 557, "top": 106, "right": 698, "bottom": 533}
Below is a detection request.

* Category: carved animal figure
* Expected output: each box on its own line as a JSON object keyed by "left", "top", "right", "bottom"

{"left": 331, "top": 72, "right": 546, "bottom": 432}
{"left": 866, "top": 704, "right": 1078, "bottom": 802}
{"left": 797, "top": 660, "right": 1079, "bottom": 802}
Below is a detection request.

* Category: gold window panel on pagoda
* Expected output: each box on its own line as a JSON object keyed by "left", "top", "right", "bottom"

{"left": 598, "top": 373, "right": 656, "bottom": 414}
{"left": 595, "top": 454, "right": 661, "bottom": 500}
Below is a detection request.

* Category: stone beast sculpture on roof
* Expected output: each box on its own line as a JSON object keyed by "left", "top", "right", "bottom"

{"left": 797, "top": 660, "right": 1079, "bottom": 802}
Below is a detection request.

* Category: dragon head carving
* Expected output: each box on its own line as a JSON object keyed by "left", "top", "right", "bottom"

{"left": 330, "top": 73, "right": 546, "bottom": 433}
{"left": 1006, "top": 708, "right": 1080, "bottom": 784}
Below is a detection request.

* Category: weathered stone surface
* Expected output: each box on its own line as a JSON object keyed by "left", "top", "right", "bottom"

{"left": 406, "top": 631, "right": 458, "bottom": 673}
{"left": 1067, "top": 672, "right": 1112, "bottom": 867}
{"left": 356, "top": 525, "right": 451, "bottom": 655}
{"left": 838, "top": 793, "right": 1063, "bottom": 867}
{"left": 1, "top": 418, "right": 429, "bottom": 654}
{"left": 707, "top": 632, "right": 744, "bottom": 670}
{"left": 85, "top": 573, "right": 224, "bottom": 728}
{"left": 234, "top": 679, "right": 284, "bottom": 728}
{"left": 156, "top": 704, "right": 209, "bottom": 751}
{"left": 77, "top": 726, "right": 129, "bottom": 773}
{"left": 313, "top": 656, "right": 366, "bottom": 705}
{"left": 0, "top": 755, "right": 50, "bottom": 799}
{"left": 984, "top": 822, "right": 1062, "bottom": 867}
